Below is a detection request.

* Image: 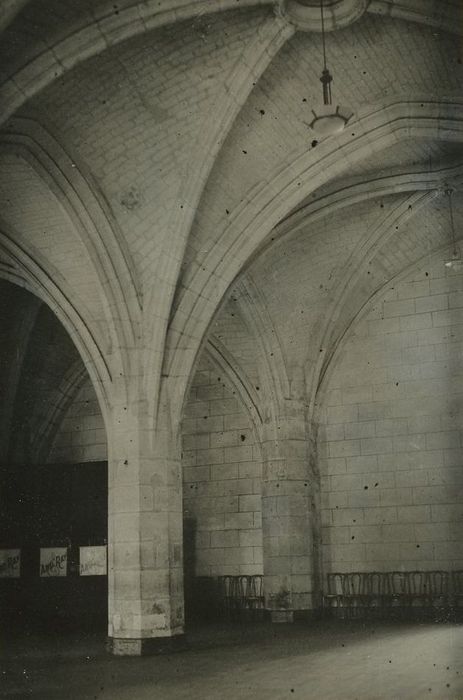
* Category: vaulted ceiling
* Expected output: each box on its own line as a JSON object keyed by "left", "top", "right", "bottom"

{"left": 0, "top": 0, "right": 461, "bottom": 458}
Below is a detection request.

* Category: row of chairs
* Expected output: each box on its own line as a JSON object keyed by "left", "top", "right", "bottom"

{"left": 215, "top": 571, "right": 463, "bottom": 620}
{"left": 324, "top": 570, "right": 463, "bottom": 617}
{"left": 218, "top": 575, "right": 265, "bottom": 618}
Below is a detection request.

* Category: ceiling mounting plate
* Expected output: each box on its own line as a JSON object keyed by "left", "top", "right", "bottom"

{"left": 280, "top": 0, "right": 369, "bottom": 32}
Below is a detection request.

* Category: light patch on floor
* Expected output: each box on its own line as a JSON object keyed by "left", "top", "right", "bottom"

{"left": 2, "top": 621, "right": 462, "bottom": 699}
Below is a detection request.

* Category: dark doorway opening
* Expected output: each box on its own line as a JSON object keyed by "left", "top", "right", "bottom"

{"left": 0, "top": 460, "right": 108, "bottom": 633}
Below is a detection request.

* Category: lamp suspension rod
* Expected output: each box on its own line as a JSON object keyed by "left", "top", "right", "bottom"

{"left": 319, "top": 0, "right": 333, "bottom": 105}
{"left": 320, "top": 0, "right": 328, "bottom": 71}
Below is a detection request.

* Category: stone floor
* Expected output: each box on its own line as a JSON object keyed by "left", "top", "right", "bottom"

{"left": 1, "top": 620, "right": 462, "bottom": 699}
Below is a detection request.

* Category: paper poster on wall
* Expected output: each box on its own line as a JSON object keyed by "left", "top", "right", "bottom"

{"left": 0, "top": 549, "right": 20, "bottom": 578}
{"left": 40, "top": 548, "right": 68, "bottom": 577}
{"left": 79, "top": 546, "right": 107, "bottom": 576}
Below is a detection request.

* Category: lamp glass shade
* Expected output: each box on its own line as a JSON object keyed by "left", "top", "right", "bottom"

{"left": 310, "top": 104, "right": 353, "bottom": 136}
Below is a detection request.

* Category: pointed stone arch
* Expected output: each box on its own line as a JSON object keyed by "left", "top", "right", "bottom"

{"left": 165, "top": 100, "right": 463, "bottom": 418}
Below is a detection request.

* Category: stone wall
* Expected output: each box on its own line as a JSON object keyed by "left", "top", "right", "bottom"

{"left": 47, "top": 378, "right": 107, "bottom": 464}
{"left": 319, "top": 256, "right": 463, "bottom": 574}
{"left": 181, "top": 354, "right": 263, "bottom": 577}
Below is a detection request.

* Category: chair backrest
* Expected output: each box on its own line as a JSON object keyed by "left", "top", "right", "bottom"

{"left": 238, "top": 575, "right": 249, "bottom": 599}
{"left": 390, "top": 571, "right": 408, "bottom": 595}
{"left": 344, "top": 572, "right": 365, "bottom": 596}
{"left": 408, "top": 571, "right": 426, "bottom": 595}
{"left": 248, "top": 575, "right": 263, "bottom": 598}
{"left": 326, "top": 573, "right": 344, "bottom": 595}
{"left": 368, "top": 572, "right": 383, "bottom": 595}
{"left": 452, "top": 570, "right": 463, "bottom": 594}
{"left": 220, "top": 575, "right": 242, "bottom": 598}
{"left": 428, "top": 570, "right": 449, "bottom": 596}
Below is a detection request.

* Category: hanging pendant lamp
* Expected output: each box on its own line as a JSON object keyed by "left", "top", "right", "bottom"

{"left": 309, "top": 0, "right": 353, "bottom": 136}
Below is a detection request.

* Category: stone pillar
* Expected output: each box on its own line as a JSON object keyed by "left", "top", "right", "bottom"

{"left": 261, "top": 400, "right": 321, "bottom": 622}
{"left": 106, "top": 386, "right": 184, "bottom": 655}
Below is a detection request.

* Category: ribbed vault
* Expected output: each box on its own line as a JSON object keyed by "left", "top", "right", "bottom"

{"left": 1, "top": 0, "right": 462, "bottom": 645}
{"left": 0, "top": 0, "right": 460, "bottom": 427}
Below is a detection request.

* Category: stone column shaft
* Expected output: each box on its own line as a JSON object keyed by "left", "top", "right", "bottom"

{"left": 107, "top": 392, "right": 184, "bottom": 655}
{"left": 261, "top": 406, "right": 321, "bottom": 622}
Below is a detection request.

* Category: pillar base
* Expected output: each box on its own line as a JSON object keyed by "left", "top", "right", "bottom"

{"left": 269, "top": 609, "right": 320, "bottom": 624}
{"left": 108, "top": 634, "right": 187, "bottom": 656}
{"left": 270, "top": 610, "right": 294, "bottom": 623}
